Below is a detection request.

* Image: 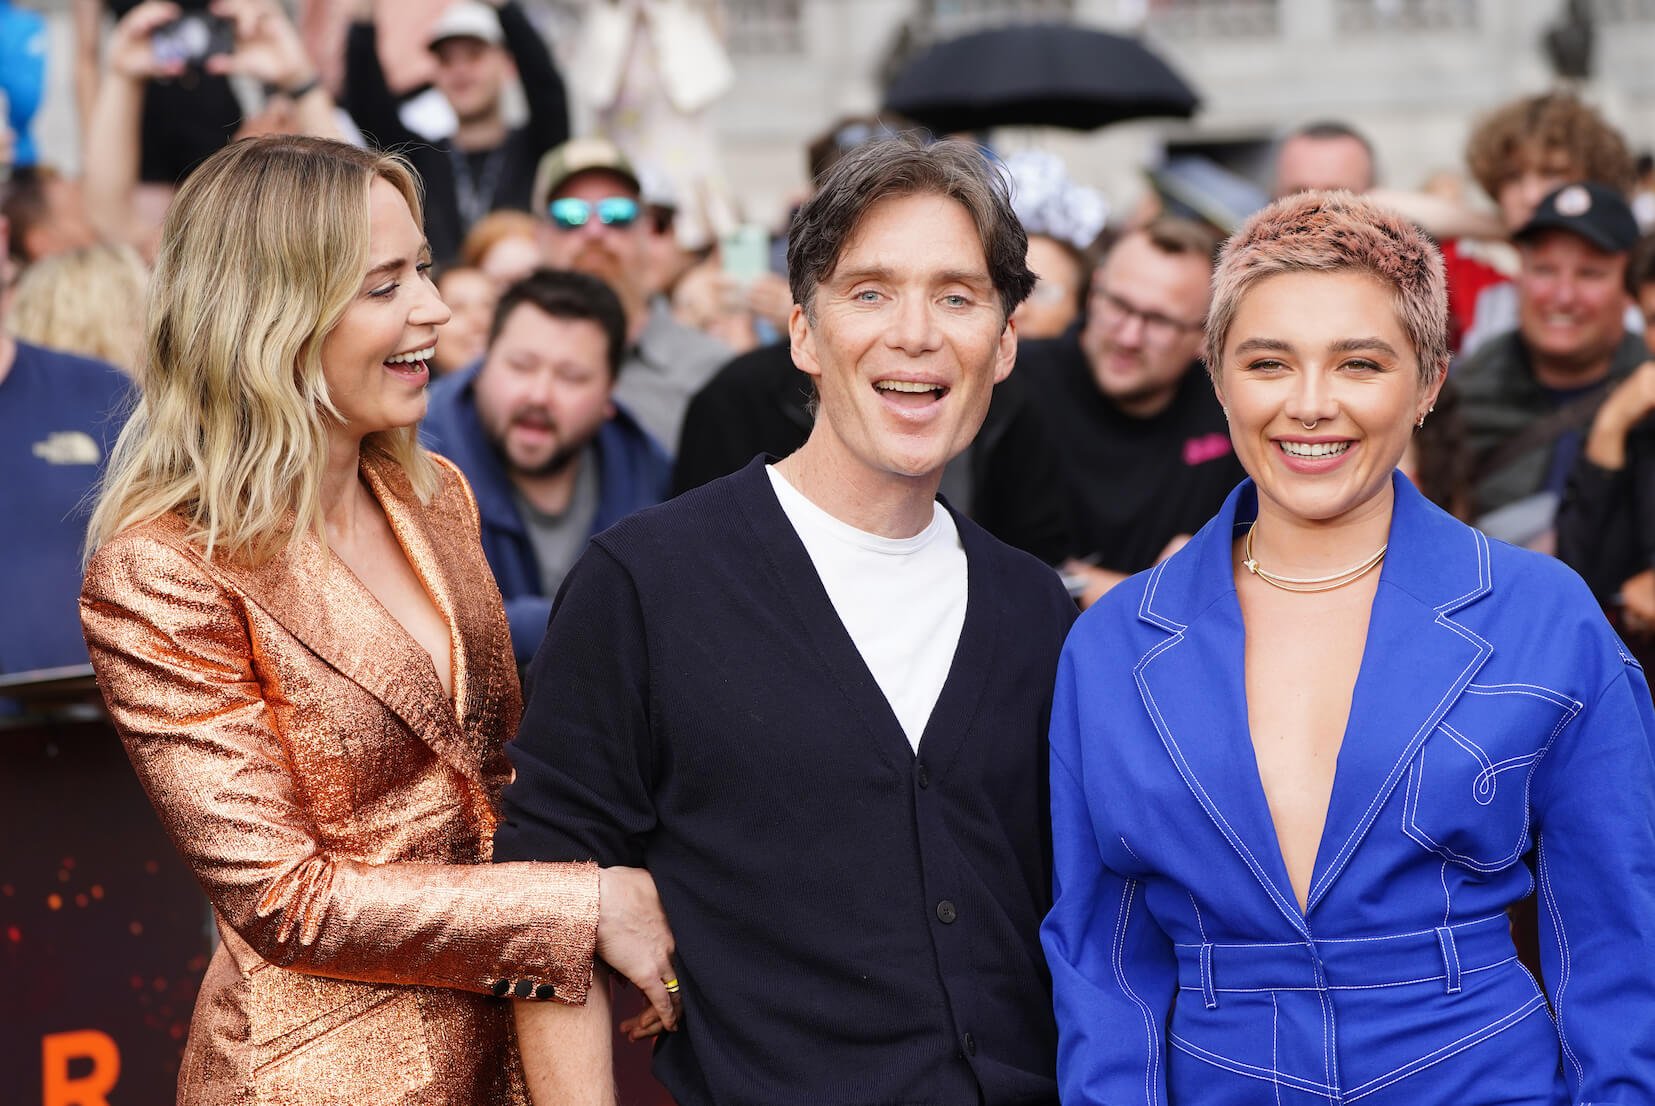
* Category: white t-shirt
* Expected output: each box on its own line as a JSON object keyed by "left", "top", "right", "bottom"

{"left": 766, "top": 465, "right": 968, "bottom": 753}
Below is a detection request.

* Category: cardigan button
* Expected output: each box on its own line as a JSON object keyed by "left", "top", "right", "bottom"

{"left": 963, "top": 1031, "right": 977, "bottom": 1056}
{"left": 490, "top": 978, "right": 512, "bottom": 998}
{"left": 534, "top": 983, "right": 556, "bottom": 1001}
{"left": 936, "top": 899, "right": 957, "bottom": 924}
{"left": 513, "top": 979, "right": 535, "bottom": 999}
{"left": 917, "top": 762, "right": 930, "bottom": 788}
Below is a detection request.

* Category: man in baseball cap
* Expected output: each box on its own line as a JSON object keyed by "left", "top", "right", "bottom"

{"left": 343, "top": 0, "right": 569, "bottom": 262}
{"left": 531, "top": 137, "right": 729, "bottom": 455}
{"left": 1456, "top": 181, "right": 1647, "bottom": 539}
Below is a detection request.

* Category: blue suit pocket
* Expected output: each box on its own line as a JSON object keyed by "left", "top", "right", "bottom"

{"left": 1401, "top": 682, "right": 1581, "bottom": 872}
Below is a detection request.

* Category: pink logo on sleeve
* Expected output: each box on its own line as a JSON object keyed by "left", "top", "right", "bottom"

{"left": 1182, "top": 433, "right": 1233, "bottom": 467}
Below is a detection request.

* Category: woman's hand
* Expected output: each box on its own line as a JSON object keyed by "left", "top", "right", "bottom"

{"left": 596, "top": 866, "right": 681, "bottom": 1032}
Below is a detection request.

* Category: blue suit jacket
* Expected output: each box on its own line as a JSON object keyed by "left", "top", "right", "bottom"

{"left": 420, "top": 363, "right": 671, "bottom": 664}
{"left": 1043, "top": 473, "right": 1655, "bottom": 1105}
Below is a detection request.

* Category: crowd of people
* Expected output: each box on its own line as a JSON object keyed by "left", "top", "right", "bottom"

{"left": 6, "top": 3, "right": 1655, "bottom": 1104}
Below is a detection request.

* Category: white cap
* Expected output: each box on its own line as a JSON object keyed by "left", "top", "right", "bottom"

{"left": 426, "top": 1, "right": 504, "bottom": 50}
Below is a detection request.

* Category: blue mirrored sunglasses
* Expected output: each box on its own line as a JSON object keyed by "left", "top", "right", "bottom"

{"left": 548, "top": 196, "right": 641, "bottom": 229}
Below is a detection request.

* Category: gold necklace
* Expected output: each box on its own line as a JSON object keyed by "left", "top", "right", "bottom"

{"left": 1242, "top": 521, "right": 1387, "bottom": 593}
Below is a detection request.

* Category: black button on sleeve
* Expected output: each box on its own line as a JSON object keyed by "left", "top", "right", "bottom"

{"left": 936, "top": 899, "right": 957, "bottom": 924}
{"left": 490, "top": 978, "right": 512, "bottom": 998}
{"left": 534, "top": 982, "right": 556, "bottom": 1001}
{"left": 512, "top": 978, "right": 535, "bottom": 999}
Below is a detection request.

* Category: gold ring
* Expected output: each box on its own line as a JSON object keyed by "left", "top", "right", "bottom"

{"left": 663, "top": 977, "right": 681, "bottom": 993}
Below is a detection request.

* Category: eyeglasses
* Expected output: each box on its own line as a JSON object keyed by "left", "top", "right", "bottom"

{"left": 1090, "top": 287, "right": 1203, "bottom": 343}
{"left": 548, "top": 196, "right": 641, "bottom": 230}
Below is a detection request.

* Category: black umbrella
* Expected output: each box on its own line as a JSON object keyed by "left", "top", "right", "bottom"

{"left": 884, "top": 22, "right": 1200, "bottom": 134}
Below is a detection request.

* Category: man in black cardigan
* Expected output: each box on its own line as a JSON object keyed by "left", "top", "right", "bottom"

{"left": 498, "top": 136, "right": 1076, "bottom": 1106}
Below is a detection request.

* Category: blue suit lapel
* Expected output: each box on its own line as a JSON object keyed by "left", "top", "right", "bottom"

{"left": 1134, "top": 486, "right": 1312, "bottom": 936}
{"left": 1134, "top": 474, "right": 1496, "bottom": 932}
{"left": 1306, "top": 475, "right": 1493, "bottom": 911}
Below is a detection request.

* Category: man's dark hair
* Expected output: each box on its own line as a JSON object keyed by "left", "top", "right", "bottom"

{"left": 1126, "top": 215, "right": 1224, "bottom": 266}
{"left": 788, "top": 135, "right": 1035, "bottom": 322}
{"left": 488, "top": 268, "right": 628, "bottom": 379}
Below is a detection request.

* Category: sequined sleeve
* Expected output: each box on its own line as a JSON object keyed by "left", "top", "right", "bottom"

{"left": 79, "top": 529, "right": 601, "bottom": 1004}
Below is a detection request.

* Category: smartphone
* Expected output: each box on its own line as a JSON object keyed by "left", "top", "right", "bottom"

{"left": 151, "top": 13, "right": 235, "bottom": 69}
{"left": 720, "top": 224, "right": 771, "bottom": 286}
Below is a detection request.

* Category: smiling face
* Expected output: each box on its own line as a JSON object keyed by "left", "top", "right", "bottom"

{"left": 474, "top": 303, "right": 615, "bottom": 477}
{"left": 1516, "top": 229, "right": 1630, "bottom": 383}
{"left": 1218, "top": 269, "right": 1439, "bottom": 526}
{"left": 1079, "top": 231, "right": 1211, "bottom": 417}
{"left": 318, "top": 177, "right": 450, "bottom": 447}
{"left": 789, "top": 191, "right": 1015, "bottom": 486}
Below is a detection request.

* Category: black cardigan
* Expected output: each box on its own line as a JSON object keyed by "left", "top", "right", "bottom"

{"left": 496, "top": 457, "right": 1075, "bottom": 1105}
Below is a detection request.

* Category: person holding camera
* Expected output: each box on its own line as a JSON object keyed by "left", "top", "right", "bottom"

{"left": 83, "top": 0, "right": 341, "bottom": 258}
{"left": 74, "top": 0, "right": 239, "bottom": 189}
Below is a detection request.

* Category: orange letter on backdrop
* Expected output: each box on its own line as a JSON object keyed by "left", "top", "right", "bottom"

{"left": 41, "top": 1030, "right": 120, "bottom": 1106}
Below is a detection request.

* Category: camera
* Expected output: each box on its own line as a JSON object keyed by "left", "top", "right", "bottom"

{"left": 150, "top": 13, "right": 235, "bottom": 69}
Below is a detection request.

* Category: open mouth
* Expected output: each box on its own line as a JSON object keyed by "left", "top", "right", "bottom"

{"left": 874, "top": 379, "right": 949, "bottom": 409}
{"left": 384, "top": 344, "right": 435, "bottom": 380}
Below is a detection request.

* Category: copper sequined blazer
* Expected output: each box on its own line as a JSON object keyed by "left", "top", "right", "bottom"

{"left": 80, "top": 454, "right": 598, "bottom": 1106}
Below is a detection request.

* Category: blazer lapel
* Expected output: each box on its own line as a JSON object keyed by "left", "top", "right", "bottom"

{"left": 212, "top": 463, "right": 481, "bottom": 788}
{"left": 1134, "top": 486, "right": 1312, "bottom": 936}
{"left": 1305, "top": 474, "right": 1492, "bottom": 912}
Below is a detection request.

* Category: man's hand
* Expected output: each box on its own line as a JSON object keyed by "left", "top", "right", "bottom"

{"left": 1063, "top": 536, "right": 1188, "bottom": 610}
{"left": 596, "top": 866, "right": 681, "bottom": 1032}
{"left": 105, "top": 1, "right": 187, "bottom": 82}
{"left": 1062, "top": 560, "right": 1127, "bottom": 610}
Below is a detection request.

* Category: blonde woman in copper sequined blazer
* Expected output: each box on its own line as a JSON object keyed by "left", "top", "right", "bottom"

{"left": 78, "top": 136, "right": 681, "bottom": 1106}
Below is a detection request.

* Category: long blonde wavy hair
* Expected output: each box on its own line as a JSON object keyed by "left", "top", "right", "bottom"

{"left": 86, "top": 136, "right": 440, "bottom": 564}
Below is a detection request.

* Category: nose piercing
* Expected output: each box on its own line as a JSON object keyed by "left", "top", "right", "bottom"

{"left": 1300, "top": 419, "right": 1320, "bottom": 431}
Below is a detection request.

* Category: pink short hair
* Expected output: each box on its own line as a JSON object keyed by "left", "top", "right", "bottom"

{"left": 1204, "top": 190, "right": 1448, "bottom": 388}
